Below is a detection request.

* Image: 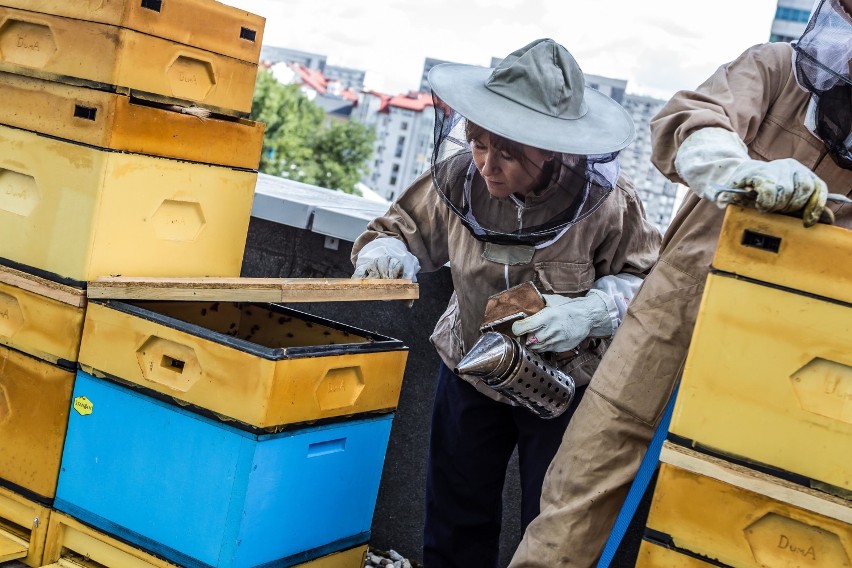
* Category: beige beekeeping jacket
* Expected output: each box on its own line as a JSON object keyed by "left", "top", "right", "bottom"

{"left": 509, "top": 42, "right": 852, "bottom": 568}
{"left": 351, "top": 152, "right": 661, "bottom": 400}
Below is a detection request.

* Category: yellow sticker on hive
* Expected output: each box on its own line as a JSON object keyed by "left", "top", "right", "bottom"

{"left": 73, "top": 396, "right": 93, "bottom": 416}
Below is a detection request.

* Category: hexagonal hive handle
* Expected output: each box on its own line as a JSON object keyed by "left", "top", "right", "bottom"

{"left": 136, "top": 335, "right": 202, "bottom": 393}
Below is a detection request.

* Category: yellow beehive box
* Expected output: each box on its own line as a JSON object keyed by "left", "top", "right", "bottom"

{"left": 0, "top": 71, "right": 265, "bottom": 169}
{"left": 0, "top": 265, "right": 85, "bottom": 365}
{"left": 0, "top": 123, "right": 256, "bottom": 283}
{"left": 42, "top": 511, "right": 368, "bottom": 568}
{"left": 711, "top": 205, "right": 852, "bottom": 305}
{"left": 645, "top": 442, "right": 852, "bottom": 568}
{"left": 79, "top": 299, "right": 409, "bottom": 430}
{"left": 670, "top": 208, "right": 852, "bottom": 492}
{"left": 0, "top": 344, "right": 75, "bottom": 501}
{"left": 636, "top": 540, "right": 716, "bottom": 567}
{"left": 2, "top": 0, "right": 265, "bottom": 64}
{"left": 0, "top": 5, "right": 259, "bottom": 116}
{"left": 41, "top": 512, "right": 181, "bottom": 568}
{"left": 301, "top": 545, "right": 369, "bottom": 568}
{"left": 0, "top": 485, "right": 50, "bottom": 567}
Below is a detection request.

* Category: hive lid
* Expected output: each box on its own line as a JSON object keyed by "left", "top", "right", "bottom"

{"left": 0, "top": 264, "right": 85, "bottom": 307}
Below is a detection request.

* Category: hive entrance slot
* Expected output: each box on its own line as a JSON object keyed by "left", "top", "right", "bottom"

{"left": 741, "top": 229, "right": 781, "bottom": 253}
{"left": 73, "top": 105, "right": 97, "bottom": 121}
{"left": 141, "top": 0, "right": 162, "bottom": 12}
{"left": 161, "top": 355, "right": 185, "bottom": 373}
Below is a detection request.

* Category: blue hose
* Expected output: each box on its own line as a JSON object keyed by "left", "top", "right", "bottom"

{"left": 596, "top": 384, "right": 679, "bottom": 567}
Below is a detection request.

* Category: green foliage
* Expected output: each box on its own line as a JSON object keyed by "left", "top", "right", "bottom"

{"left": 250, "top": 68, "right": 376, "bottom": 195}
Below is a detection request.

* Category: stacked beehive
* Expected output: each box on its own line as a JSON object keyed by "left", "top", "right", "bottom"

{"left": 0, "top": 268, "right": 84, "bottom": 566}
{"left": 0, "top": 2, "right": 408, "bottom": 567}
{"left": 636, "top": 206, "right": 852, "bottom": 566}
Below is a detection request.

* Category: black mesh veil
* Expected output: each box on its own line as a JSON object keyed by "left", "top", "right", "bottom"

{"left": 430, "top": 96, "right": 621, "bottom": 248}
{"left": 793, "top": 0, "right": 852, "bottom": 169}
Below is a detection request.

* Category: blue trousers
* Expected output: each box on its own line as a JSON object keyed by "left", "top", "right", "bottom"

{"left": 423, "top": 362, "right": 586, "bottom": 568}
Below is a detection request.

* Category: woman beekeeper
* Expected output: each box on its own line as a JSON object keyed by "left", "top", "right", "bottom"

{"left": 351, "top": 38, "right": 661, "bottom": 568}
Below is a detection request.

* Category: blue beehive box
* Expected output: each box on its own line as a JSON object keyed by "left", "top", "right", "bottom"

{"left": 54, "top": 370, "right": 394, "bottom": 568}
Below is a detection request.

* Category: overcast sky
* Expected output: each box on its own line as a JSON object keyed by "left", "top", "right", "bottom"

{"left": 221, "top": 0, "right": 781, "bottom": 100}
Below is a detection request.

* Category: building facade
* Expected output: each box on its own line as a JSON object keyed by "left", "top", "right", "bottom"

{"left": 770, "top": 0, "right": 813, "bottom": 42}
{"left": 619, "top": 93, "right": 681, "bottom": 232}
{"left": 585, "top": 74, "right": 628, "bottom": 105}
{"left": 353, "top": 91, "right": 435, "bottom": 201}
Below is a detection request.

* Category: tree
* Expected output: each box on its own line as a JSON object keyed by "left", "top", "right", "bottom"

{"left": 250, "top": 68, "right": 375, "bottom": 195}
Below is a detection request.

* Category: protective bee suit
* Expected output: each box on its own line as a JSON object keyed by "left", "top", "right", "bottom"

{"left": 351, "top": 39, "right": 661, "bottom": 568}
{"left": 509, "top": 2, "right": 852, "bottom": 566}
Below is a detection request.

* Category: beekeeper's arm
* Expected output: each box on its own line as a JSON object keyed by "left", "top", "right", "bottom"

{"left": 674, "top": 127, "right": 828, "bottom": 227}
{"left": 509, "top": 274, "right": 641, "bottom": 353}
{"left": 510, "top": 182, "right": 660, "bottom": 353}
{"left": 351, "top": 170, "right": 450, "bottom": 281}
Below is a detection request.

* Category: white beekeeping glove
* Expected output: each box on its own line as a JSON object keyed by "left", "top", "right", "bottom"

{"left": 675, "top": 127, "right": 828, "bottom": 227}
{"left": 510, "top": 289, "right": 612, "bottom": 353}
{"left": 352, "top": 237, "right": 421, "bottom": 281}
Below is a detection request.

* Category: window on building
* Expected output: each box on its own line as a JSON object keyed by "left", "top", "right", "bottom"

{"left": 770, "top": 33, "right": 798, "bottom": 42}
{"left": 394, "top": 135, "right": 405, "bottom": 158}
{"left": 390, "top": 163, "right": 400, "bottom": 186}
{"left": 775, "top": 6, "right": 811, "bottom": 23}
{"left": 401, "top": 122, "right": 409, "bottom": 131}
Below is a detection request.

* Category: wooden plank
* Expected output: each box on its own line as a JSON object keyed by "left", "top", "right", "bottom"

{"left": 0, "top": 529, "right": 27, "bottom": 563}
{"left": 659, "top": 441, "right": 852, "bottom": 523}
{"left": 0, "top": 265, "right": 86, "bottom": 307}
{"left": 87, "top": 277, "right": 419, "bottom": 302}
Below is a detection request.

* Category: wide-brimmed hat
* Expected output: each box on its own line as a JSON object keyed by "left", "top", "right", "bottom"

{"left": 428, "top": 38, "right": 635, "bottom": 155}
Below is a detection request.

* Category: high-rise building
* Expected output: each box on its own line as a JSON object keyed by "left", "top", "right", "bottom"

{"left": 619, "top": 94, "right": 681, "bottom": 232}
{"left": 770, "top": 0, "right": 813, "bottom": 42}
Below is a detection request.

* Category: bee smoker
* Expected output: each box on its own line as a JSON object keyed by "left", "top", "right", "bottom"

{"left": 455, "top": 331, "right": 576, "bottom": 419}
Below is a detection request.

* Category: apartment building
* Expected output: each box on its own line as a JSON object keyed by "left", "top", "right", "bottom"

{"left": 353, "top": 90, "right": 435, "bottom": 201}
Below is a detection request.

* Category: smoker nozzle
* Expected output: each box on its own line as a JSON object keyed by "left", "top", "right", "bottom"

{"left": 454, "top": 331, "right": 519, "bottom": 385}
{"left": 455, "top": 331, "right": 576, "bottom": 419}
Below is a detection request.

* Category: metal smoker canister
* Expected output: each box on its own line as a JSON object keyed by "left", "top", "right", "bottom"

{"left": 455, "top": 331, "right": 576, "bottom": 419}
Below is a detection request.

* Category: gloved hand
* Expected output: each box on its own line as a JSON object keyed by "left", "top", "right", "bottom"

{"left": 352, "top": 237, "right": 420, "bottom": 281}
{"left": 675, "top": 127, "right": 828, "bottom": 227}
{"left": 510, "top": 289, "right": 613, "bottom": 353}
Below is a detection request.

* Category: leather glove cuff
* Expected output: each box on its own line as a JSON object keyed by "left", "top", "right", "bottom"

{"left": 585, "top": 288, "right": 615, "bottom": 338}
